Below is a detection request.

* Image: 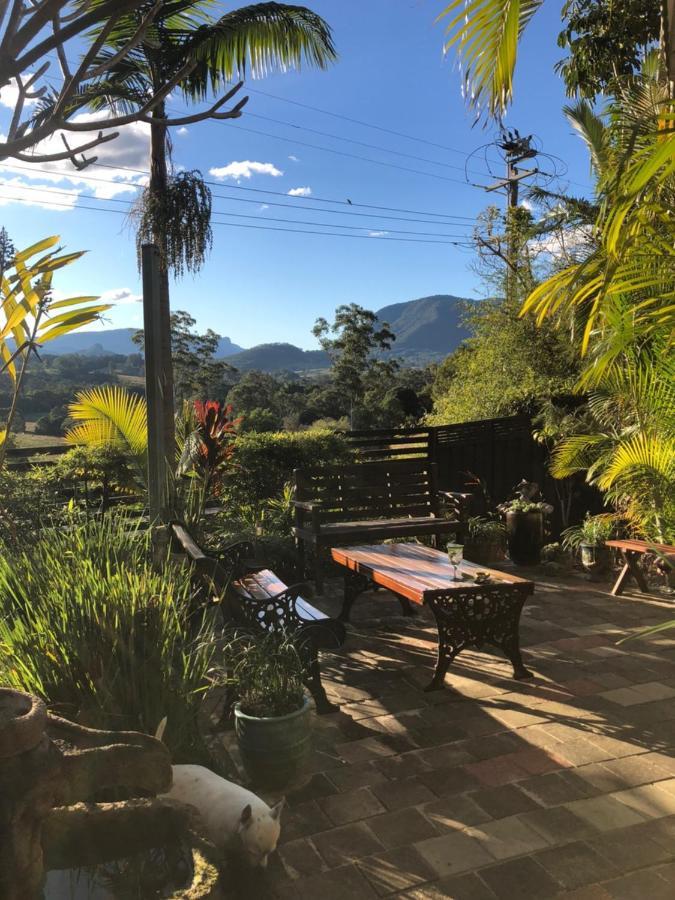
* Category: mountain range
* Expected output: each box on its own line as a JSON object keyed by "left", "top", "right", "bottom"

{"left": 39, "top": 295, "right": 470, "bottom": 370}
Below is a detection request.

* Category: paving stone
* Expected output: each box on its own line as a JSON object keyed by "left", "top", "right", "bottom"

{"left": 281, "top": 799, "right": 333, "bottom": 842}
{"left": 424, "top": 873, "right": 499, "bottom": 899}
{"left": 517, "top": 770, "right": 599, "bottom": 807}
{"left": 564, "top": 795, "right": 647, "bottom": 831}
{"left": 328, "top": 763, "right": 391, "bottom": 792}
{"left": 611, "top": 781, "right": 675, "bottom": 820}
{"left": 414, "top": 831, "right": 494, "bottom": 878}
{"left": 358, "top": 846, "right": 437, "bottom": 895}
{"left": 421, "top": 794, "right": 493, "bottom": 833}
{"left": 598, "top": 688, "right": 647, "bottom": 706}
{"left": 463, "top": 755, "right": 530, "bottom": 787}
{"left": 277, "top": 838, "right": 328, "bottom": 879}
{"left": 477, "top": 856, "right": 563, "bottom": 900}
{"left": 556, "top": 887, "right": 613, "bottom": 899}
{"left": 639, "top": 814, "right": 675, "bottom": 849}
{"left": 374, "top": 751, "right": 432, "bottom": 780}
{"left": 337, "top": 737, "right": 399, "bottom": 764}
{"left": 321, "top": 788, "right": 387, "bottom": 826}
{"left": 312, "top": 823, "right": 385, "bottom": 868}
{"left": 415, "top": 744, "right": 475, "bottom": 770}
{"left": 469, "top": 784, "right": 539, "bottom": 819}
{"left": 468, "top": 815, "right": 550, "bottom": 860}
{"left": 588, "top": 823, "right": 672, "bottom": 873}
{"left": 553, "top": 738, "right": 617, "bottom": 767}
{"left": 274, "top": 862, "right": 377, "bottom": 900}
{"left": 371, "top": 777, "right": 437, "bottom": 811}
{"left": 518, "top": 805, "right": 597, "bottom": 844}
{"left": 368, "top": 808, "right": 438, "bottom": 849}
{"left": 534, "top": 841, "right": 618, "bottom": 890}
{"left": 287, "top": 772, "right": 338, "bottom": 806}
{"left": 419, "top": 765, "right": 480, "bottom": 797}
{"left": 602, "top": 868, "right": 674, "bottom": 899}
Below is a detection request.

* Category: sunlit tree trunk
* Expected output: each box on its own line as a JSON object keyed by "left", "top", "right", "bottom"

{"left": 149, "top": 101, "right": 176, "bottom": 511}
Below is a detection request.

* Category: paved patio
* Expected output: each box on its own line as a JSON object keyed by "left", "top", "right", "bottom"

{"left": 224, "top": 567, "right": 675, "bottom": 899}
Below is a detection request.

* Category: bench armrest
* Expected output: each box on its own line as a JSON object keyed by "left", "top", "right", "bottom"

{"left": 293, "top": 499, "right": 322, "bottom": 534}
{"left": 238, "top": 582, "right": 310, "bottom": 632}
{"left": 215, "top": 539, "right": 257, "bottom": 578}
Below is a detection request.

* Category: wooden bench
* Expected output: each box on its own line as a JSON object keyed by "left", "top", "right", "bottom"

{"left": 169, "top": 523, "right": 345, "bottom": 714}
{"left": 606, "top": 539, "right": 675, "bottom": 596}
{"left": 293, "top": 459, "right": 470, "bottom": 591}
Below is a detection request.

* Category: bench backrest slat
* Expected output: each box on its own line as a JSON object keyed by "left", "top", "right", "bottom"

{"left": 295, "top": 459, "right": 441, "bottom": 521}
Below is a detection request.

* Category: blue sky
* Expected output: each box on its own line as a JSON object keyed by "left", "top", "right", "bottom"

{"left": 1, "top": 1, "right": 594, "bottom": 350}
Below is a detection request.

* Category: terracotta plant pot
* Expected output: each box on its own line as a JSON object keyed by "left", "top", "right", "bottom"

{"left": 235, "top": 696, "right": 312, "bottom": 789}
{"left": 506, "top": 510, "right": 544, "bottom": 566}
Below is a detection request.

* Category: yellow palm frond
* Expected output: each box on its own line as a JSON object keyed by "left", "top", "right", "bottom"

{"left": 66, "top": 386, "right": 148, "bottom": 460}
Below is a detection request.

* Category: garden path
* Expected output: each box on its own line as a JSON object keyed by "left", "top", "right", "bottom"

{"left": 222, "top": 566, "right": 675, "bottom": 899}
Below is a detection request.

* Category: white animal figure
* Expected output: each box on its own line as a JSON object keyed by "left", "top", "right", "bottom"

{"left": 162, "top": 764, "right": 284, "bottom": 867}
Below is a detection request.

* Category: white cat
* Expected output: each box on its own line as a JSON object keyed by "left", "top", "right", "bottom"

{"left": 162, "top": 764, "right": 284, "bottom": 868}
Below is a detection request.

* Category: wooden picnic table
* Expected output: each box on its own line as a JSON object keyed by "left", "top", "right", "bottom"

{"left": 605, "top": 539, "right": 675, "bottom": 596}
{"left": 331, "top": 543, "right": 534, "bottom": 691}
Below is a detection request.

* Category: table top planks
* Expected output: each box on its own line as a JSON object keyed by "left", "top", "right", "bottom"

{"left": 606, "top": 539, "right": 675, "bottom": 555}
{"left": 331, "top": 543, "right": 533, "bottom": 605}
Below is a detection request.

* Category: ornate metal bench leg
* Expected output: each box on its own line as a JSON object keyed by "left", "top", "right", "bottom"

{"left": 424, "top": 597, "right": 461, "bottom": 691}
{"left": 301, "top": 647, "right": 340, "bottom": 716}
{"left": 501, "top": 631, "right": 533, "bottom": 680}
{"left": 339, "top": 572, "right": 369, "bottom": 622}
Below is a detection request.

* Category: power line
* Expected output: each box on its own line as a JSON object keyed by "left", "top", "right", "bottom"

{"left": 2, "top": 161, "right": 477, "bottom": 222}
{"left": 1, "top": 193, "right": 473, "bottom": 245}
{"left": 218, "top": 121, "right": 474, "bottom": 186}
{"left": 0, "top": 180, "right": 473, "bottom": 237}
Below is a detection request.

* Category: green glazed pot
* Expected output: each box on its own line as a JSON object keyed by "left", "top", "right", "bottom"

{"left": 234, "top": 696, "right": 312, "bottom": 790}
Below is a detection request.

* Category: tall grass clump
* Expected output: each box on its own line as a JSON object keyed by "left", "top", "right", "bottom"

{"left": 0, "top": 514, "right": 217, "bottom": 762}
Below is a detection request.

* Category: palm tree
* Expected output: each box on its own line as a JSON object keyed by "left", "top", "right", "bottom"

{"left": 550, "top": 353, "right": 675, "bottom": 543}
{"left": 87, "top": 2, "right": 336, "bottom": 516}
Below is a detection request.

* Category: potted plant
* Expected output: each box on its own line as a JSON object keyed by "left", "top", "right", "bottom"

{"left": 227, "top": 632, "right": 311, "bottom": 790}
{"left": 562, "top": 514, "right": 615, "bottom": 579}
{"left": 464, "top": 516, "right": 506, "bottom": 566}
{"left": 498, "top": 481, "right": 553, "bottom": 566}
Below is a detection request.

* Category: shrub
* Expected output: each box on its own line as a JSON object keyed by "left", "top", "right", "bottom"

{"left": 227, "top": 429, "right": 349, "bottom": 505}
{"left": 0, "top": 467, "right": 65, "bottom": 547}
{"left": 0, "top": 514, "right": 218, "bottom": 763}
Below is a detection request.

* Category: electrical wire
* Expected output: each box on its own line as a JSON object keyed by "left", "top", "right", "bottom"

{"left": 0, "top": 179, "right": 474, "bottom": 237}
{"left": 1, "top": 193, "right": 473, "bottom": 246}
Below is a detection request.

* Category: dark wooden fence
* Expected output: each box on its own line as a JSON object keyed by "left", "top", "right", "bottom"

{"left": 345, "top": 416, "right": 604, "bottom": 538}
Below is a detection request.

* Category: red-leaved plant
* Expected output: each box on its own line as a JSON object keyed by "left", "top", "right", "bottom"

{"left": 178, "top": 402, "right": 241, "bottom": 514}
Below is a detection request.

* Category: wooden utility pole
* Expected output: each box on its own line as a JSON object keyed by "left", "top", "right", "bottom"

{"left": 484, "top": 130, "right": 538, "bottom": 303}
{"left": 142, "top": 243, "right": 172, "bottom": 523}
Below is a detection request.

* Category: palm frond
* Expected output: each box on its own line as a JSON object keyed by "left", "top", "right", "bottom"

{"left": 437, "top": 0, "right": 543, "bottom": 120}
{"left": 66, "top": 386, "right": 148, "bottom": 480}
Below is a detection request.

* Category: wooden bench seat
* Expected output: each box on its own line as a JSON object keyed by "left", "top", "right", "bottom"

{"left": 293, "top": 459, "right": 470, "bottom": 591}
{"left": 169, "top": 523, "right": 345, "bottom": 714}
{"left": 606, "top": 539, "right": 675, "bottom": 596}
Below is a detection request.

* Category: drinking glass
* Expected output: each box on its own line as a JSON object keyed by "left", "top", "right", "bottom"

{"left": 447, "top": 543, "right": 464, "bottom": 581}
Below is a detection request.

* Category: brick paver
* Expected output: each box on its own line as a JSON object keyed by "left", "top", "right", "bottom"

{"left": 218, "top": 569, "right": 675, "bottom": 899}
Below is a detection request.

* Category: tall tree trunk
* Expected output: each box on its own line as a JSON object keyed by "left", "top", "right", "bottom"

{"left": 149, "top": 103, "right": 176, "bottom": 516}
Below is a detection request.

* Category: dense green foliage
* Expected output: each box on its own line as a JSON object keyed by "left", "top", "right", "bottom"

{"left": 429, "top": 297, "right": 580, "bottom": 423}
{"left": 227, "top": 429, "right": 349, "bottom": 506}
{"left": 0, "top": 516, "right": 218, "bottom": 761}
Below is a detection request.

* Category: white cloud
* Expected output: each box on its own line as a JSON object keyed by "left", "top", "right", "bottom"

{"left": 209, "top": 160, "right": 283, "bottom": 181}
{"left": 99, "top": 288, "right": 142, "bottom": 305}
{"left": 0, "top": 113, "right": 149, "bottom": 207}
{"left": 533, "top": 224, "right": 593, "bottom": 258}
{"left": 288, "top": 154, "right": 299, "bottom": 162}
{"left": 260, "top": 204, "right": 269, "bottom": 210}
{"left": 0, "top": 78, "right": 39, "bottom": 110}
{"left": 0, "top": 177, "right": 79, "bottom": 210}
{"left": 368, "top": 230, "right": 389, "bottom": 237}
{"left": 287, "top": 186, "right": 311, "bottom": 197}
{"left": 177, "top": 126, "right": 189, "bottom": 136}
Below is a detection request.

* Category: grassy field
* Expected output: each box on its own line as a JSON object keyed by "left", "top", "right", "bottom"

{"left": 12, "top": 432, "right": 67, "bottom": 449}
